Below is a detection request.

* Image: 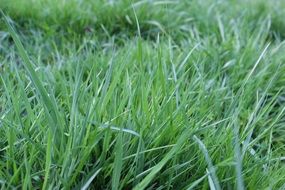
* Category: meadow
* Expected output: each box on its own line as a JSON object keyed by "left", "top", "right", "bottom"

{"left": 1, "top": 0, "right": 285, "bottom": 189}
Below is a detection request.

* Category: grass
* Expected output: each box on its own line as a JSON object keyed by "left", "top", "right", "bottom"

{"left": 0, "top": 0, "right": 285, "bottom": 189}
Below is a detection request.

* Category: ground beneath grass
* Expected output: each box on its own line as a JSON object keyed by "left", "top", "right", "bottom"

{"left": 1, "top": 0, "right": 285, "bottom": 189}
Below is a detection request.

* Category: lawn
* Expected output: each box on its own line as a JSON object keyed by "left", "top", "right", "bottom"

{"left": 0, "top": 0, "right": 285, "bottom": 189}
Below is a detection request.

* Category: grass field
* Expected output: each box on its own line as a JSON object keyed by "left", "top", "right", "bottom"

{"left": 1, "top": 0, "right": 285, "bottom": 189}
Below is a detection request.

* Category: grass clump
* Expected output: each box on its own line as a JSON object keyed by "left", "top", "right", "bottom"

{"left": 1, "top": 0, "right": 285, "bottom": 189}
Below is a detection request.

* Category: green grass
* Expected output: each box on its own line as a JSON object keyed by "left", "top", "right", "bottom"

{"left": 1, "top": 0, "right": 285, "bottom": 189}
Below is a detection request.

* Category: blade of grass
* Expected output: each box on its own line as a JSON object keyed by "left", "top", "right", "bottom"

{"left": 233, "top": 119, "right": 245, "bottom": 190}
{"left": 185, "top": 173, "right": 208, "bottom": 190}
{"left": 112, "top": 131, "right": 123, "bottom": 190}
{"left": 42, "top": 129, "right": 52, "bottom": 190}
{"left": 81, "top": 168, "right": 102, "bottom": 190}
{"left": 1, "top": 11, "right": 62, "bottom": 135}
{"left": 133, "top": 130, "right": 191, "bottom": 190}
{"left": 193, "top": 135, "right": 221, "bottom": 190}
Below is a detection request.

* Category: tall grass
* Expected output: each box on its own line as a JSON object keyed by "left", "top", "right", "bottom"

{"left": 1, "top": 0, "right": 285, "bottom": 189}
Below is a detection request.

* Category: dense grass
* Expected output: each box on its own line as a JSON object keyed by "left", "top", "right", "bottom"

{"left": 1, "top": 0, "right": 285, "bottom": 189}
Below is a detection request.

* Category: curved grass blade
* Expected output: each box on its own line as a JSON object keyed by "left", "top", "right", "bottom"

{"left": 133, "top": 130, "right": 191, "bottom": 190}
{"left": 193, "top": 135, "right": 221, "bottom": 190}
{"left": 81, "top": 168, "right": 102, "bottom": 190}
{"left": 1, "top": 11, "right": 62, "bottom": 134}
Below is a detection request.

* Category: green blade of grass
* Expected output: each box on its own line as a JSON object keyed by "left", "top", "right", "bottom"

{"left": 233, "top": 120, "right": 245, "bottom": 190}
{"left": 185, "top": 173, "right": 208, "bottom": 190}
{"left": 81, "top": 168, "right": 102, "bottom": 190}
{"left": 112, "top": 131, "right": 123, "bottom": 190}
{"left": 133, "top": 130, "right": 191, "bottom": 190}
{"left": 193, "top": 135, "right": 221, "bottom": 190}
{"left": 42, "top": 129, "right": 52, "bottom": 190}
{"left": 1, "top": 11, "right": 62, "bottom": 134}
